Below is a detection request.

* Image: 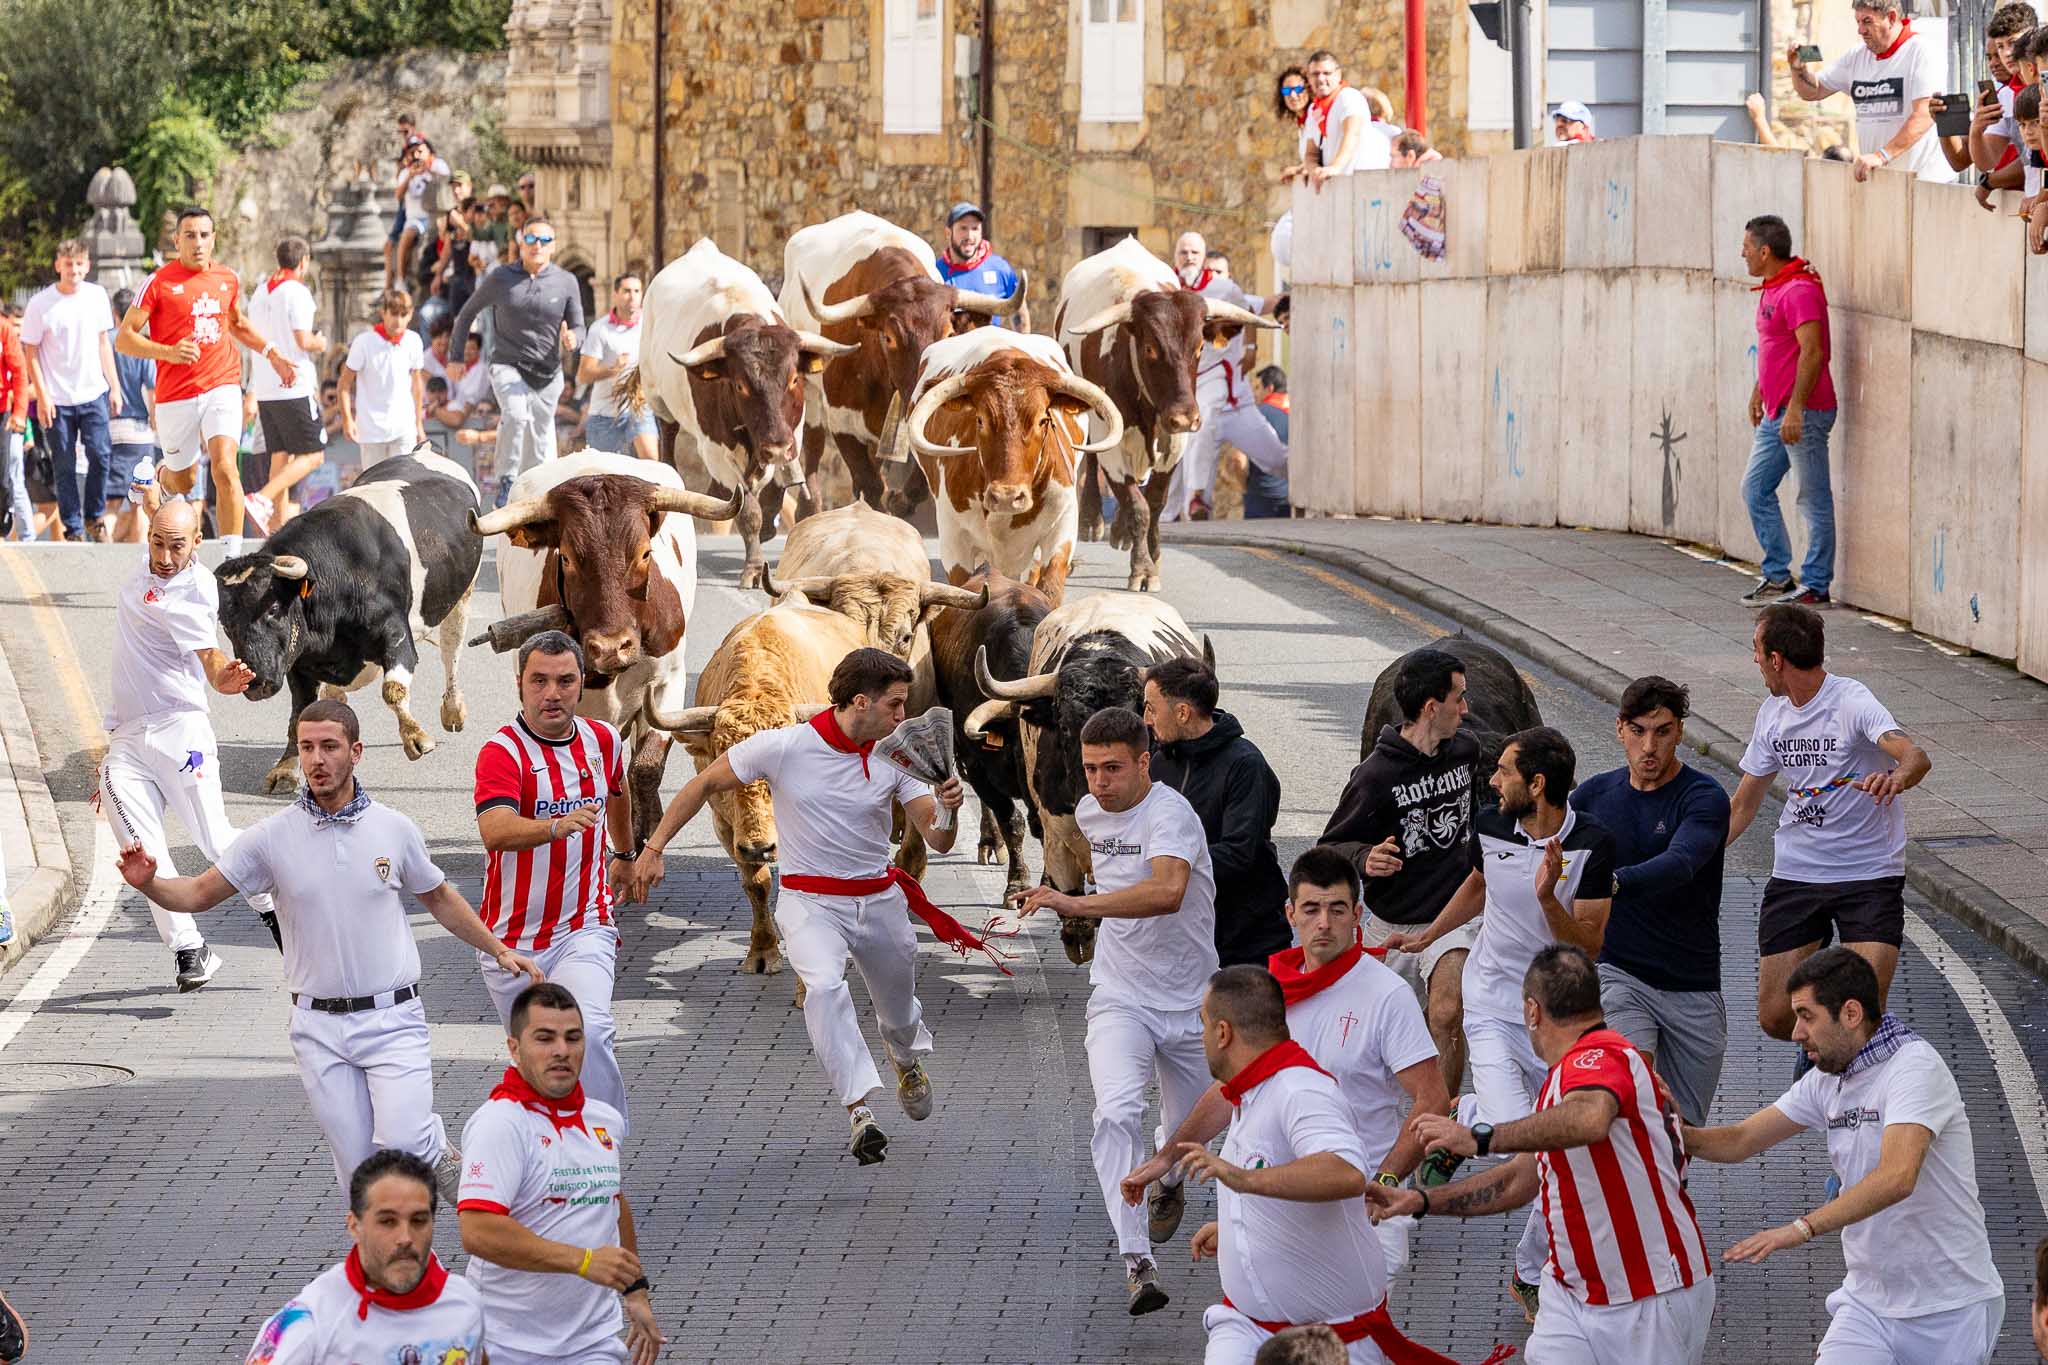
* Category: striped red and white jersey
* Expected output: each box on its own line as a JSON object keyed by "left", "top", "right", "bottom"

{"left": 1535, "top": 1027, "right": 1712, "bottom": 1307}
{"left": 474, "top": 716, "right": 625, "bottom": 953}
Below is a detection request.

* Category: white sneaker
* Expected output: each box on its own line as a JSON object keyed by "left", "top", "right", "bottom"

{"left": 849, "top": 1105, "right": 888, "bottom": 1165}
{"left": 173, "top": 945, "right": 223, "bottom": 992}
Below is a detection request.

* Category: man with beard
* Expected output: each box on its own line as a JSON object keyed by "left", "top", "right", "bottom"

{"left": 1164, "top": 230, "right": 1284, "bottom": 523}
{"left": 935, "top": 203, "right": 1029, "bottom": 331}
{"left": 1685, "top": 948, "right": 2002, "bottom": 1364}
{"left": 244, "top": 1150, "right": 487, "bottom": 1364}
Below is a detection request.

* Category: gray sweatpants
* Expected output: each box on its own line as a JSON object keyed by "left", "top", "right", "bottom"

{"left": 1598, "top": 961, "right": 1726, "bottom": 1126}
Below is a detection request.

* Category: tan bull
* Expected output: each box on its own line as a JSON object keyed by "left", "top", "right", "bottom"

{"left": 758, "top": 498, "right": 985, "bottom": 658}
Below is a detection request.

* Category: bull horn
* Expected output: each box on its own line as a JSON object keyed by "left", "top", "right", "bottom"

{"left": 975, "top": 644, "right": 1057, "bottom": 701}
{"left": 270, "top": 555, "right": 310, "bottom": 580}
{"left": 1202, "top": 298, "right": 1283, "bottom": 331}
{"left": 647, "top": 699, "right": 719, "bottom": 734}
{"left": 650, "top": 486, "right": 745, "bottom": 521}
{"left": 919, "top": 580, "right": 989, "bottom": 612}
{"left": 794, "top": 330, "right": 860, "bottom": 358}
{"left": 963, "top": 697, "right": 1017, "bottom": 739}
{"left": 673, "top": 336, "right": 727, "bottom": 368}
{"left": 764, "top": 571, "right": 838, "bottom": 603}
{"left": 1052, "top": 371, "right": 1126, "bottom": 454}
{"left": 952, "top": 267, "right": 1028, "bottom": 316}
{"left": 877, "top": 390, "right": 907, "bottom": 463}
{"left": 471, "top": 497, "right": 554, "bottom": 537}
{"left": 800, "top": 274, "right": 874, "bottom": 326}
{"left": 906, "top": 371, "right": 978, "bottom": 460}
{"left": 1064, "top": 299, "right": 1134, "bottom": 337}
{"left": 1202, "top": 634, "right": 1216, "bottom": 669}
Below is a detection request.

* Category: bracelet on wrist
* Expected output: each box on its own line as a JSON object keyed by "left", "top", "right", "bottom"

{"left": 575, "top": 1247, "right": 593, "bottom": 1278}
{"left": 1793, "top": 1215, "right": 1816, "bottom": 1243}
{"left": 1415, "top": 1188, "right": 1431, "bottom": 1220}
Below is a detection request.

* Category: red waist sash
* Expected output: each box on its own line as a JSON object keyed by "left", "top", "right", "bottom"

{"left": 781, "top": 869, "right": 1017, "bottom": 975}
{"left": 1220, "top": 1295, "right": 1514, "bottom": 1365}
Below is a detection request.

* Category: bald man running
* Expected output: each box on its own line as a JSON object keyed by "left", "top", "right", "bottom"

{"left": 98, "top": 499, "right": 279, "bottom": 991}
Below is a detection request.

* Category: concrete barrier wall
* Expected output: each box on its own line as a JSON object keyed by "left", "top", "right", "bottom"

{"left": 1293, "top": 135, "right": 2048, "bottom": 677}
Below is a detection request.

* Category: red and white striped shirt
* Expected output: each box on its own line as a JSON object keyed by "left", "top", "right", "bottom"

{"left": 1535, "top": 1027, "right": 1711, "bottom": 1307}
{"left": 474, "top": 716, "right": 624, "bottom": 953}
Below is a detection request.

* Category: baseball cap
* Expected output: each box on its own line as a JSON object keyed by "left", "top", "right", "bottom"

{"left": 1553, "top": 100, "right": 1594, "bottom": 128}
{"left": 485, "top": 183, "right": 512, "bottom": 201}
{"left": 946, "top": 201, "right": 985, "bottom": 227}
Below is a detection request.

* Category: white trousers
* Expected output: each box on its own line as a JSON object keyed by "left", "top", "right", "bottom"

{"left": 1815, "top": 1288, "right": 2002, "bottom": 1365}
{"left": 1169, "top": 401, "right": 1289, "bottom": 518}
{"left": 1465, "top": 1011, "right": 1551, "bottom": 1283}
{"left": 99, "top": 713, "right": 275, "bottom": 952}
{"left": 487, "top": 1340, "right": 629, "bottom": 1365}
{"left": 288, "top": 994, "right": 448, "bottom": 1194}
{"left": 1084, "top": 993, "right": 1212, "bottom": 1257}
{"left": 482, "top": 926, "right": 627, "bottom": 1134}
{"left": 773, "top": 886, "right": 932, "bottom": 1107}
{"left": 1201, "top": 1303, "right": 1392, "bottom": 1365}
{"left": 1526, "top": 1276, "right": 1716, "bottom": 1365}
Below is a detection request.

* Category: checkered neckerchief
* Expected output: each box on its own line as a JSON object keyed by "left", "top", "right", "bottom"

{"left": 299, "top": 779, "right": 372, "bottom": 827}
{"left": 1842, "top": 1012, "right": 1918, "bottom": 1078}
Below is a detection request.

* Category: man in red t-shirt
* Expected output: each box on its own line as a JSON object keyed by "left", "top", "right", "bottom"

{"left": 115, "top": 207, "right": 295, "bottom": 553}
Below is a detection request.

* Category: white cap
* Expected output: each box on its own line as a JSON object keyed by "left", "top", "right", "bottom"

{"left": 1553, "top": 100, "right": 1595, "bottom": 129}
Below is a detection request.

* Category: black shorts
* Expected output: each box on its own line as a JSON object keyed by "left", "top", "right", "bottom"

{"left": 1758, "top": 875, "right": 1906, "bottom": 956}
{"left": 258, "top": 397, "right": 326, "bottom": 456}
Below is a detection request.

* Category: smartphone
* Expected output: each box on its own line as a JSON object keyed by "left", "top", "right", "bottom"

{"left": 1980, "top": 78, "right": 1999, "bottom": 102}
{"left": 1796, "top": 44, "right": 1822, "bottom": 63}
{"left": 1935, "top": 94, "right": 1976, "bottom": 136}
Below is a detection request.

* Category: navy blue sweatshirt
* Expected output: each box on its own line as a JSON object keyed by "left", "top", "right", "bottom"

{"left": 1568, "top": 764, "right": 1730, "bottom": 993}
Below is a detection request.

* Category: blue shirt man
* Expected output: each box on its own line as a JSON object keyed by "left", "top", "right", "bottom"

{"left": 936, "top": 203, "right": 1028, "bottom": 330}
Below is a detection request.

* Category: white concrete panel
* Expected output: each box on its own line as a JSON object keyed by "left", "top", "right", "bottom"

{"left": 1801, "top": 158, "right": 1855, "bottom": 303}
{"left": 1555, "top": 270, "right": 1633, "bottom": 530}
{"left": 1562, "top": 138, "right": 1638, "bottom": 272}
{"left": 1628, "top": 270, "right": 1719, "bottom": 545}
{"left": 2019, "top": 360, "right": 2048, "bottom": 680}
{"left": 1712, "top": 142, "right": 1807, "bottom": 282}
{"left": 1290, "top": 287, "right": 1351, "bottom": 514}
{"left": 1418, "top": 156, "right": 1489, "bottom": 282}
{"left": 1911, "top": 180, "right": 2024, "bottom": 348}
{"left": 1354, "top": 284, "right": 1422, "bottom": 516}
{"left": 1803, "top": 159, "right": 1912, "bottom": 321}
{"left": 1634, "top": 135, "right": 1714, "bottom": 271}
{"left": 1289, "top": 180, "right": 1345, "bottom": 287}
{"left": 2026, "top": 243, "right": 2048, "bottom": 365}
{"left": 1482, "top": 274, "right": 1562, "bottom": 527}
{"left": 1829, "top": 308, "right": 1912, "bottom": 619}
{"left": 1713, "top": 278, "right": 1790, "bottom": 566}
{"left": 1910, "top": 331, "right": 2020, "bottom": 656}
{"left": 1487, "top": 149, "right": 1568, "bottom": 276}
{"left": 1417, "top": 279, "right": 1488, "bottom": 522}
{"left": 1486, "top": 153, "right": 1531, "bottom": 277}
{"left": 1354, "top": 169, "right": 1421, "bottom": 286}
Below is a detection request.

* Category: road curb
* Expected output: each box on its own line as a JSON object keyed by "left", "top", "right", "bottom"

{"left": 1177, "top": 530, "right": 2048, "bottom": 983}
{"left": 0, "top": 632, "right": 77, "bottom": 974}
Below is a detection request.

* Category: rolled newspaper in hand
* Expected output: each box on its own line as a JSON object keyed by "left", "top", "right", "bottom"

{"left": 874, "top": 708, "right": 959, "bottom": 831}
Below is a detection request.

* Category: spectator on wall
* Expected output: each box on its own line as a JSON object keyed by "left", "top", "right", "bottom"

{"left": 1786, "top": 0, "right": 1956, "bottom": 184}
{"left": 1739, "top": 214, "right": 1837, "bottom": 608}
{"left": 1552, "top": 100, "right": 1597, "bottom": 144}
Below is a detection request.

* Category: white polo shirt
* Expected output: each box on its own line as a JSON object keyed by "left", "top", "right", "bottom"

{"left": 344, "top": 325, "right": 426, "bottom": 444}
{"left": 1285, "top": 954, "right": 1438, "bottom": 1171}
{"left": 1461, "top": 805, "right": 1615, "bottom": 1024}
{"left": 726, "top": 720, "right": 929, "bottom": 878}
{"left": 107, "top": 561, "right": 217, "bottom": 731}
{"left": 1218, "top": 1061, "right": 1387, "bottom": 1324}
{"left": 218, "top": 792, "right": 444, "bottom": 998}
{"left": 579, "top": 312, "right": 643, "bottom": 417}
{"left": 246, "top": 277, "right": 318, "bottom": 401}
{"left": 1078, "top": 782, "right": 1217, "bottom": 1012}
{"left": 458, "top": 1090, "right": 627, "bottom": 1357}
{"left": 1739, "top": 672, "right": 1907, "bottom": 883}
{"left": 21, "top": 280, "right": 114, "bottom": 406}
{"left": 245, "top": 1254, "right": 486, "bottom": 1365}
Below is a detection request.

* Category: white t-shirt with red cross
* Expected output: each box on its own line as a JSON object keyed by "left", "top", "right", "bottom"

{"left": 1284, "top": 953, "right": 1439, "bottom": 1172}
{"left": 107, "top": 560, "right": 218, "bottom": 731}
{"left": 457, "top": 1091, "right": 628, "bottom": 1358}
{"left": 244, "top": 1252, "right": 486, "bottom": 1365}
{"left": 725, "top": 720, "right": 930, "bottom": 879}
{"left": 475, "top": 716, "right": 624, "bottom": 954}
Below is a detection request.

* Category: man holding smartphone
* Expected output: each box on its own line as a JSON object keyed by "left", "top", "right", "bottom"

{"left": 1786, "top": 0, "right": 1955, "bottom": 184}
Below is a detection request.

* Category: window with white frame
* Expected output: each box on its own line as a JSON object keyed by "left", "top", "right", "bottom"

{"left": 882, "top": 0, "right": 945, "bottom": 135}
{"left": 1080, "top": 0, "right": 1143, "bottom": 123}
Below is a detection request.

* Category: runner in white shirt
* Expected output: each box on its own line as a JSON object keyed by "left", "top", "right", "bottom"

{"left": 117, "top": 697, "right": 542, "bottom": 1198}
{"left": 245, "top": 1149, "right": 488, "bottom": 1365}
{"left": 1728, "top": 605, "right": 1931, "bottom": 1045}
{"left": 1685, "top": 946, "right": 2003, "bottom": 1365}
{"left": 627, "top": 647, "right": 969, "bottom": 1165}
{"left": 578, "top": 274, "right": 657, "bottom": 460}
{"left": 244, "top": 237, "right": 329, "bottom": 526}
{"left": 1178, "top": 966, "right": 1474, "bottom": 1365}
{"left": 1164, "top": 232, "right": 1284, "bottom": 522}
{"left": 458, "top": 981, "right": 665, "bottom": 1365}
{"left": 1374, "top": 945, "right": 1713, "bottom": 1365}
{"left": 1018, "top": 705, "right": 1217, "bottom": 1316}
{"left": 21, "top": 239, "right": 120, "bottom": 542}
{"left": 341, "top": 289, "right": 428, "bottom": 466}
{"left": 1126, "top": 846, "right": 1449, "bottom": 1279}
{"left": 96, "top": 500, "right": 277, "bottom": 991}
{"left": 1789, "top": 0, "right": 1956, "bottom": 184}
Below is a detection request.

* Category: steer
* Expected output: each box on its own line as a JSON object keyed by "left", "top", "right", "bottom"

{"left": 965, "top": 591, "right": 1211, "bottom": 963}
{"left": 1054, "top": 235, "right": 1276, "bottom": 590}
{"left": 780, "top": 210, "right": 1021, "bottom": 519}
{"left": 633, "top": 236, "right": 856, "bottom": 589}
{"left": 1360, "top": 634, "right": 1543, "bottom": 773}
{"left": 904, "top": 328, "right": 1122, "bottom": 607}
{"left": 215, "top": 447, "right": 482, "bottom": 794}
{"left": 472, "top": 450, "right": 741, "bottom": 846}
{"left": 761, "top": 497, "right": 986, "bottom": 659}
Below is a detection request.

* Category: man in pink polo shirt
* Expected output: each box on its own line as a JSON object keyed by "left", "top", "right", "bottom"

{"left": 1739, "top": 214, "right": 1838, "bottom": 608}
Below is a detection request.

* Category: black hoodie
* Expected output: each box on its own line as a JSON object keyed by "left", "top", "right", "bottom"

{"left": 1321, "top": 725, "right": 1480, "bottom": 926}
{"left": 1149, "top": 710, "right": 1291, "bottom": 967}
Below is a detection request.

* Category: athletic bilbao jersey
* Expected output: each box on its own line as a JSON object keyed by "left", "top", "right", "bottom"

{"left": 474, "top": 716, "right": 623, "bottom": 952}
{"left": 133, "top": 261, "right": 242, "bottom": 403}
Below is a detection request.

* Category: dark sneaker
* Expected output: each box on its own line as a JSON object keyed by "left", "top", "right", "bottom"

{"left": 1509, "top": 1273, "right": 1540, "bottom": 1324}
{"left": 895, "top": 1061, "right": 933, "bottom": 1121}
{"left": 1742, "top": 576, "right": 1795, "bottom": 606}
{"left": 1126, "top": 1258, "right": 1169, "bottom": 1316}
{"left": 850, "top": 1106, "right": 889, "bottom": 1165}
{"left": 1776, "top": 586, "right": 1831, "bottom": 607}
{"left": 1417, "top": 1146, "right": 1467, "bottom": 1189}
{"left": 174, "top": 945, "right": 223, "bottom": 992}
{"left": 1148, "top": 1179, "right": 1186, "bottom": 1243}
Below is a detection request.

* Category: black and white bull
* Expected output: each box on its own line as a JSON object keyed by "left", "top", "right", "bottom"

{"left": 1360, "top": 634, "right": 1543, "bottom": 772}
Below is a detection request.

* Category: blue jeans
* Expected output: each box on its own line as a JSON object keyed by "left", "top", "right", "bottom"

{"left": 1242, "top": 466, "right": 1291, "bottom": 519}
{"left": 584, "top": 408, "right": 656, "bottom": 453}
{"left": 1743, "top": 406, "right": 1837, "bottom": 594}
{"left": 47, "top": 394, "right": 112, "bottom": 537}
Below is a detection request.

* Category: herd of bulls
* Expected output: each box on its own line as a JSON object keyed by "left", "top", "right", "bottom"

{"left": 200, "top": 210, "right": 1300, "bottom": 975}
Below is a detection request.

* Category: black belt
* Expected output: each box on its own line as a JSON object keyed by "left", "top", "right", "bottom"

{"left": 293, "top": 984, "right": 420, "bottom": 1014}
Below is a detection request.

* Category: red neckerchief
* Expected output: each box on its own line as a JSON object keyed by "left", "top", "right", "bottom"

{"left": 1263, "top": 393, "right": 1292, "bottom": 413}
{"left": 1220, "top": 1296, "right": 1511, "bottom": 1365}
{"left": 1752, "top": 256, "right": 1823, "bottom": 293}
{"left": 265, "top": 270, "right": 295, "bottom": 293}
{"left": 1182, "top": 267, "right": 1216, "bottom": 293}
{"left": 808, "top": 707, "right": 872, "bottom": 778}
{"left": 1564, "top": 128, "right": 1596, "bottom": 143}
{"left": 488, "top": 1064, "right": 588, "bottom": 1136}
{"left": 343, "top": 1247, "right": 449, "bottom": 1321}
{"left": 1219, "top": 1038, "right": 1331, "bottom": 1107}
{"left": 1308, "top": 81, "right": 1350, "bottom": 143}
{"left": 1267, "top": 940, "right": 1376, "bottom": 1007}
{"left": 1874, "top": 19, "right": 1913, "bottom": 61}
{"left": 946, "top": 239, "right": 993, "bottom": 273}
{"left": 608, "top": 310, "right": 637, "bottom": 328}
{"left": 375, "top": 323, "right": 405, "bottom": 345}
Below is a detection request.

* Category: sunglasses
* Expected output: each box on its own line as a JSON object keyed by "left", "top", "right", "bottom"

{"left": 1281, "top": 84, "right": 1307, "bottom": 95}
{"left": 523, "top": 233, "right": 554, "bottom": 245}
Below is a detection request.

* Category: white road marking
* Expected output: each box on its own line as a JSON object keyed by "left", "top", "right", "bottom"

{"left": 0, "top": 817, "right": 118, "bottom": 1054}
{"left": 1903, "top": 906, "right": 2048, "bottom": 1215}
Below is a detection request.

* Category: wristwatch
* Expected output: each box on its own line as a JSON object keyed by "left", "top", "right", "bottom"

{"left": 1471, "top": 1122, "right": 1495, "bottom": 1157}
{"left": 1372, "top": 1171, "right": 1402, "bottom": 1188}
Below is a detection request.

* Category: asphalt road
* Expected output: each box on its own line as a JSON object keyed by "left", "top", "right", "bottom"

{"left": 2, "top": 533, "right": 2046, "bottom": 1363}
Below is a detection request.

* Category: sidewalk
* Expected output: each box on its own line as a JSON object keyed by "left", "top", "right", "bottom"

{"left": 1168, "top": 516, "right": 2048, "bottom": 980}
{"left": 0, "top": 629, "right": 75, "bottom": 971}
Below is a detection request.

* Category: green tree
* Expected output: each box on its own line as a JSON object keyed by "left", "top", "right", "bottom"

{"left": 128, "top": 99, "right": 230, "bottom": 240}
